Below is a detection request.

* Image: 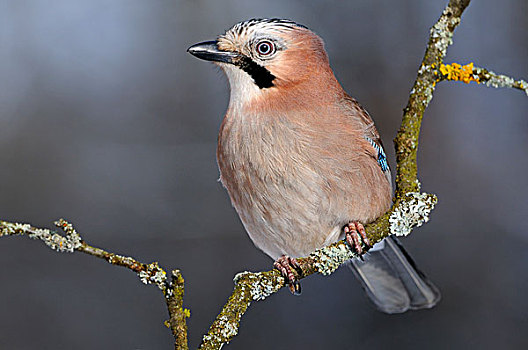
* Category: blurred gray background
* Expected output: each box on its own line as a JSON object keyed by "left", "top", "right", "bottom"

{"left": 1, "top": 0, "right": 527, "bottom": 349}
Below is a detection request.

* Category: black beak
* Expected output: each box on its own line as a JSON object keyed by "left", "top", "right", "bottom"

{"left": 187, "top": 41, "right": 238, "bottom": 64}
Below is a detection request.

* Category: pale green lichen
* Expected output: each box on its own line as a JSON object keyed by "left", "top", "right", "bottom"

{"left": 108, "top": 254, "right": 137, "bottom": 266}
{"left": 389, "top": 192, "right": 437, "bottom": 237}
{"left": 29, "top": 227, "right": 82, "bottom": 252}
{"left": 218, "top": 315, "right": 238, "bottom": 339}
{"left": 0, "top": 222, "right": 32, "bottom": 236}
{"left": 138, "top": 262, "right": 167, "bottom": 291}
{"left": 473, "top": 67, "right": 528, "bottom": 96}
{"left": 233, "top": 271, "right": 284, "bottom": 301}
{"left": 429, "top": 7, "right": 460, "bottom": 57}
{"left": 484, "top": 72, "right": 514, "bottom": 89}
{"left": 202, "top": 333, "right": 223, "bottom": 349}
{"left": 202, "top": 314, "right": 238, "bottom": 348}
{"left": 310, "top": 242, "right": 355, "bottom": 276}
{"left": 0, "top": 220, "right": 82, "bottom": 252}
{"left": 484, "top": 73, "right": 528, "bottom": 96}
{"left": 202, "top": 312, "right": 240, "bottom": 349}
{"left": 200, "top": 271, "right": 284, "bottom": 348}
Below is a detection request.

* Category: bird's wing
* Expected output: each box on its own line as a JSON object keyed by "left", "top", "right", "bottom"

{"left": 343, "top": 95, "right": 390, "bottom": 174}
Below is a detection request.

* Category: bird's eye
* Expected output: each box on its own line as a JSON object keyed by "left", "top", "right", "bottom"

{"left": 256, "top": 41, "right": 275, "bottom": 56}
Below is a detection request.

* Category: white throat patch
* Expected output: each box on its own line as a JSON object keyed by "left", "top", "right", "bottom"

{"left": 219, "top": 63, "right": 262, "bottom": 112}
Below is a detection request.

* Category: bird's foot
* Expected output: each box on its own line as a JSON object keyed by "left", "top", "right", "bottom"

{"left": 344, "top": 221, "right": 371, "bottom": 258}
{"left": 274, "top": 255, "right": 302, "bottom": 295}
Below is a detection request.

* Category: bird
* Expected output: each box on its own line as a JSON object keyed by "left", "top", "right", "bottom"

{"left": 188, "top": 18, "right": 440, "bottom": 313}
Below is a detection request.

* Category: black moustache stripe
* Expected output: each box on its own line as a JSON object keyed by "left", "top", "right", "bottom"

{"left": 234, "top": 56, "right": 275, "bottom": 89}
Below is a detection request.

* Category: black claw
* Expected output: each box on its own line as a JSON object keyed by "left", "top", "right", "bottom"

{"left": 292, "top": 264, "right": 303, "bottom": 277}
{"left": 289, "top": 280, "right": 302, "bottom": 296}
{"left": 274, "top": 255, "right": 303, "bottom": 296}
{"left": 361, "top": 235, "right": 371, "bottom": 248}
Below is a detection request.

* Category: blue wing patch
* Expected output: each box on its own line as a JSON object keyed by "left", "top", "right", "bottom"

{"left": 365, "top": 136, "right": 389, "bottom": 172}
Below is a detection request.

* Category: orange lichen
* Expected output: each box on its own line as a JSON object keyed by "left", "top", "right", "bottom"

{"left": 438, "top": 62, "right": 480, "bottom": 84}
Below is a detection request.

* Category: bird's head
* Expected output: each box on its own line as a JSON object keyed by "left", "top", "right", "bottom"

{"left": 188, "top": 19, "right": 341, "bottom": 107}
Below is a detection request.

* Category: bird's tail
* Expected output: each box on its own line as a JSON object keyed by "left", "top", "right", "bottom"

{"left": 346, "top": 236, "right": 440, "bottom": 314}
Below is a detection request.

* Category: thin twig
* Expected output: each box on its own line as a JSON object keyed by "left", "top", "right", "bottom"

{"left": 433, "top": 62, "right": 528, "bottom": 96}
{"left": 0, "top": 219, "right": 189, "bottom": 350}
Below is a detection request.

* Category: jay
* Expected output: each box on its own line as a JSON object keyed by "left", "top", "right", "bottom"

{"left": 188, "top": 18, "right": 439, "bottom": 313}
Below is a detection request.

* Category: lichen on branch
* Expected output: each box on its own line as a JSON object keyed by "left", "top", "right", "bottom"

{"left": 438, "top": 62, "right": 480, "bottom": 84}
{"left": 0, "top": 219, "right": 82, "bottom": 252}
{"left": 389, "top": 192, "right": 438, "bottom": 237}
{"left": 435, "top": 62, "right": 528, "bottom": 96}
{"left": 0, "top": 219, "right": 189, "bottom": 350}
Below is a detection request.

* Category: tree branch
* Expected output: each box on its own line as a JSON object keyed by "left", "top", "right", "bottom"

{"left": 434, "top": 62, "right": 528, "bottom": 95}
{"left": 0, "top": 219, "right": 189, "bottom": 350}
{"left": 394, "top": 0, "right": 471, "bottom": 198}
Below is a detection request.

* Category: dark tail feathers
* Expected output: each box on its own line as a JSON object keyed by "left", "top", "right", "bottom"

{"left": 346, "top": 236, "right": 440, "bottom": 314}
